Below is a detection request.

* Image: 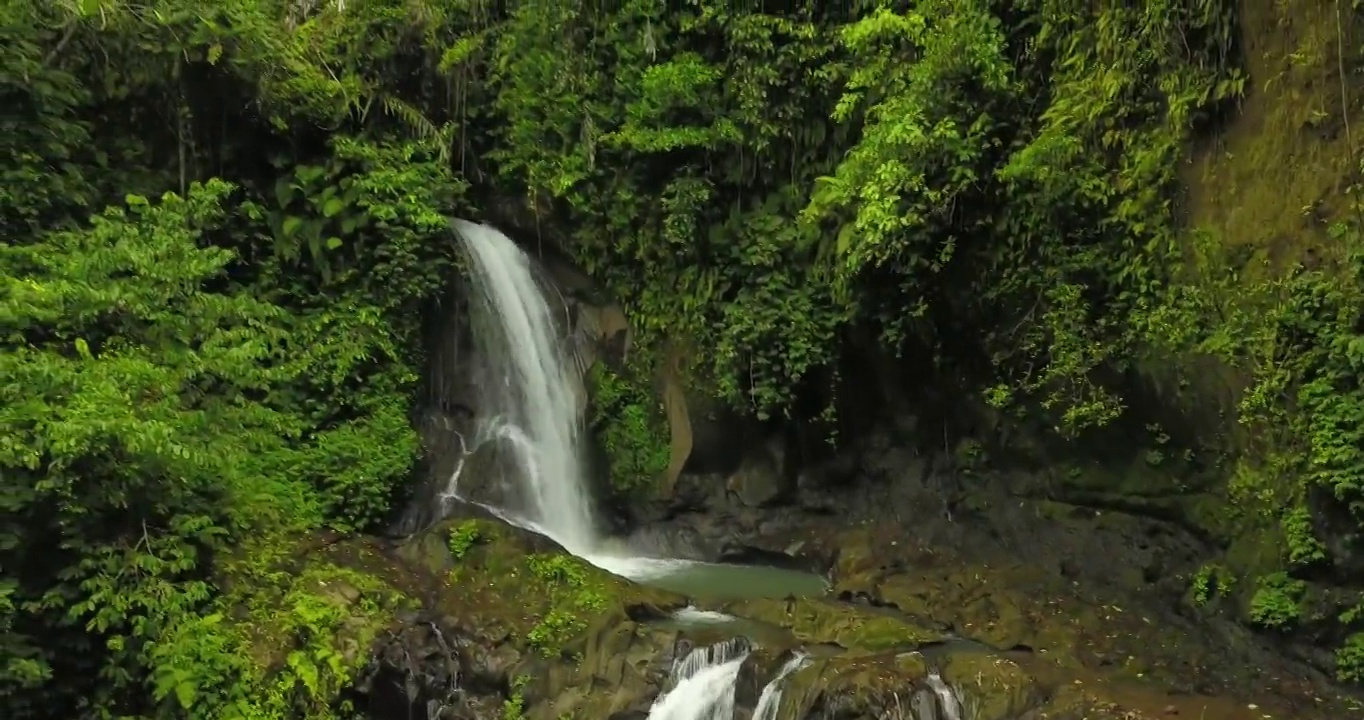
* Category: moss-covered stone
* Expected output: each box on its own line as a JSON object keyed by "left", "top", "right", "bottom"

{"left": 395, "top": 513, "right": 684, "bottom": 659}
{"left": 774, "top": 649, "right": 1056, "bottom": 720}
{"left": 349, "top": 510, "right": 698, "bottom": 720}
{"left": 939, "top": 653, "right": 1041, "bottom": 719}
{"left": 241, "top": 537, "right": 414, "bottom": 669}
{"left": 160, "top": 533, "right": 417, "bottom": 718}
{"left": 192, "top": 509, "right": 693, "bottom": 720}
{"left": 776, "top": 650, "right": 932, "bottom": 715}
{"left": 520, "top": 619, "right": 681, "bottom": 720}
{"left": 721, "top": 597, "right": 946, "bottom": 652}
{"left": 827, "top": 522, "right": 1322, "bottom": 696}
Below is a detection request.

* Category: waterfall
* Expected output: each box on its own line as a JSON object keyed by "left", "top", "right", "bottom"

{"left": 924, "top": 671, "right": 963, "bottom": 720}
{"left": 439, "top": 220, "right": 824, "bottom": 589}
{"left": 450, "top": 219, "right": 598, "bottom": 553}
{"left": 751, "top": 652, "right": 810, "bottom": 720}
{"left": 648, "top": 640, "right": 749, "bottom": 720}
{"left": 444, "top": 221, "right": 696, "bottom": 577}
{"left": 646, "top": 641, "right": 970, "bottom": 720}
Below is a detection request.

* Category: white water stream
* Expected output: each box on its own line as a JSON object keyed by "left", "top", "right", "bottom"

{"left": 752, "top": 652, "right": 810, "bottom": 720}
{"left": 648, "top": 640, "right": 749, "bottom": 720}
{"left": 446, "top": 220, "right": 761, "bottom": 583}
{"left": 450, "top": 218, "right": 598, "bottom": 551}
{"left": 925, "top": 671, "right": 963, "bottom": 720}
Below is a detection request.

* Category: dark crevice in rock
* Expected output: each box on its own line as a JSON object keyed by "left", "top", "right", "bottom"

{"left": 1021, "top": 490, "right": 1223, "bottom": 546}
{"left": 715, "top": 544, "right": 817, "bottom": 574}
{"left": 623, "top": 602, "right": 674, "bottom": 622}
{"left": 835, "top": 589, "right": 901, "bottom": 613}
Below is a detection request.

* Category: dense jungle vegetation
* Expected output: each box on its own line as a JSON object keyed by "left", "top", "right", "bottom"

{"left": 3, "top": 0, "right": 1364, "bottom": 717}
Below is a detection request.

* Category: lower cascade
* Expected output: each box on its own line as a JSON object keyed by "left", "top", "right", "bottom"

{"left": 751, "top": 652, "right": 810, "bottom": 720}
{"left": 649, "top": 640, "right": 750, "bottom": 720}
{"left": 646, "top": 641, "right": 967, "bottom": 720}
{"left": 924, "top": 672, "right": 963, "bottom": 720}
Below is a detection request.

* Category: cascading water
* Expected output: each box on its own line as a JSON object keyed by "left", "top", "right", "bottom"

{"left": 448, "top": 219, "right": 598, "bottom": 553}
{"left": 924, "top": 671, "right": 963, "bottom": 720}
{"left": 646, "top": 640, "right": 968, "bottom": 720}
{"left": 751, "top": 652, "right": 810, "bottom": 720}
{"left": 647, "top": 640, "right": 749, "bottom": 720}
{"left": 439, "top": 220, "right": 833, "bottom": 593}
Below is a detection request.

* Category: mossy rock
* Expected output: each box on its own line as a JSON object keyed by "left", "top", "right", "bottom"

{"left": 721, "top": 597, "right": 947, "bottom": 653}
{"left": 177, "top": 533, "right": 420, "bottom": 717}
{"left": 520, "top": 619, "right": 682, "bottom": 720}
{"left": 395, "top": 509, "right": 685, "bottom": 659}
{"left": 873, "top": 570, "right": 1036, "bottom": 651}
{"left": 940, "top": 653, "right": 1042, "bottom": 719}
{"left": 215, "top": 533, "right": 415, "bottom": 666}
{"left": 831, "top": 527, "right": 1033, "bottom": 650}
{"left": 777, "top": 650, "right": 1045, "bottom": 720}
{"left": 776, "top": 651, "right": 934, "bottom": 718}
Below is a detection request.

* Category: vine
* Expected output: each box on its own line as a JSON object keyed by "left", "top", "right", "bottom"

{"left": 586, "top": 362, "right": 670, "bottom": 493}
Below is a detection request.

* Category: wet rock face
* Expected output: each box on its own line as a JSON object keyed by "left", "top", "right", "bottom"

{"left": 339, "top": 502, "right": 1358, "bottom": 720}
{"left": 776, "top": 651, "right": 1028, "bottom": 720}
{"left": 728, "top": 441, "right": 794, "bottom": 508}
{"left": 353, "top": 611, "right": 681, "bottom": 720}
{"left": 352, "top": 613, "right": 500, "bottom": 720}
{"left": 348, "top": 505, "right": 696, "bottom": 720}
{"left": 390, "top": 406, "right": 477, "bottom": 536}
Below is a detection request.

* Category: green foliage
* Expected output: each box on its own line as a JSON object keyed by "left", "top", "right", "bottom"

{"left": 1339, "top": 602, "right": 1364, "bottom": 683}
{"left": 1151, "top": 208, "right": 1364, "bottom": 667}
{"left": 1, "top": 3, "right": 465, "bottom": 716}
{"left": 1189, "top": 564, "right": 1235, "bottom": 608}
{"left": 3, "top": 181, "right": 306, "bottom": 715}
{"left": 484, "top": 1, "right": 852, "bottom": 416}
{"left": 447, "top": 521, "right": 484, "bottom": 560}
{"left": 502, "top": 675, "right": 530, "bottom": 720}
{"left": 523, "top": 554, "right": 608, "bottom": 657}
{"left": 587, "top": 363, "right": 670, "bottom": 493}
{"left": 1247, "top": 573, "right": 1306, "bottom": 629}
{"left": 1339, "top": 633, "right": 1364, "bottom": 684}
{"left": 952, "top": 438, "right": 988, "bottom": 475}
{"left": 0, "top": 175, "right": 435, "bottom": 717}
{"left": 476, "top": 0, "right": 1247, "bottom": 435}
{"left": 1173, "top": 215, "right": 1364, "bottom": 570}
{"left": 149, "top": 544, "right": 404, "bottom": 720}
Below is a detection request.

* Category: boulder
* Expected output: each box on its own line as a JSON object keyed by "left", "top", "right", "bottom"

{"left": 727, "top": 439, "right": 792, "bottom": 508}
{"left": 777, "top": 651, "right": 967, "bottom": 720}
{"left": 350, "top": 506, "right": 691, "bottom": 719}
{"left": 720, "top": 597, "right": 948, "bottom": 652}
